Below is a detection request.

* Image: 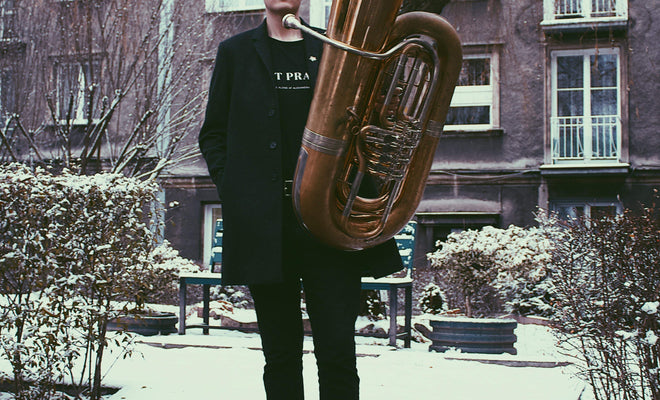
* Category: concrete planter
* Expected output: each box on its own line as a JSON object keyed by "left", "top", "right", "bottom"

{"left": 429, "top": 317, "right": 518, "bottom": 355}
{"left": 108, "top": 311, "right": 178, "bottom": 336}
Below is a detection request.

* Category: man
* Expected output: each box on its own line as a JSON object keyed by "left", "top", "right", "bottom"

{"left": 198, "top": 1, "right": 402, "bottom": 398}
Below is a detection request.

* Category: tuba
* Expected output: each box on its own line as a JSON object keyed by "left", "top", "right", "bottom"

{"left": 283, "top": 0, "right": 462, "bottom": 250}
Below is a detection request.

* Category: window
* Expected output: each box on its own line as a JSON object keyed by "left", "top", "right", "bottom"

{"left": 0, "top": 67, "right": 14, "bottom": 120}
{"left": 203, "top": 204, "right": 222, "bottom": 268}
{"left": 54, "top": 60, "right": 101, "bottom": 124}
{"left": 542, "top": 0, "right": 628, "bottom": 24}
{"left": 205, "top": 0, "right": 264, "bottom": 13}
{"left": 0, "top": 0, "right": 16, "bottom": 39}
{"left": 445, "top": 53, "right": 499, "bottom": 131}
{"left": 551, "top": 200, "right": 622, "bottom": 220}
{"left": 550, "top": 48, "right": 621, "bottom": 164}
{"left": 309, "top": 0, "right": 332, "bottom": 28}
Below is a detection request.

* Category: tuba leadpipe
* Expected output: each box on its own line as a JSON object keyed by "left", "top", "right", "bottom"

{"left": 285, "top": 0, "right": 462, "bottom": 250}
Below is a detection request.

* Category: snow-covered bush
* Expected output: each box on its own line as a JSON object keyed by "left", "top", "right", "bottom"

{"left": 122, "top": 241, "right": 200, "bottom": 311}
{"left": 427, "top": 224, "right": 553, "bottom": 317}
{"left": 418, "top": 283, "right": 447, "bottom": 315}
{"left": 359, "top": 290, "right": 387, "bottom": 321}
{"left": 540, "top": 206, "right": 660, "bottom": 399}
{"left": 0, "top": 164, "right": 194, "bottom": 399}
{"left": 210, "top": 286, "right": 252, "bottom": 309}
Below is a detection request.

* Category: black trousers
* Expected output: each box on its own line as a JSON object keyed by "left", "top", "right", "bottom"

{"left": 248, "top": 203, "right": 362, "bottom": 400}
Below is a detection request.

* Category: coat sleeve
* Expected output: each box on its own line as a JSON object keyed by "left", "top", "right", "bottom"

{"left": 199, "top": 42, "right": 232, "bottom": 199}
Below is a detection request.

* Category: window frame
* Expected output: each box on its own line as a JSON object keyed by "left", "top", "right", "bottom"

{"left": 444, "top": 50, "right": 500, "bottom": 132}
{"left": 202, "top": 203, "right": 222, "bottom": 268}
{"left": 205, "top": 0, "right": 265, "bottom": 13}
{"left": 0, "top": 0, "right": 16, "bottom": 40}
{"left": 309, "top": 0, "right": 332, "bottom": 28}
{"left": 542, "top": 0, "right": 628, "bottom": 26}
{"left": 550, "top": 199, "right": 623, "bottom": 220}
{"left": 549, "top": 47, "right": 622, "bottom": 164}
{"left": 53, "top": 58, "right": 102, "bottom": 126}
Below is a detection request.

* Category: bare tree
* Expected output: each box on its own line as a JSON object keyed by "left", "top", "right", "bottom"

{"left": 0, "top": 0, "right": 207, "bottom": 179}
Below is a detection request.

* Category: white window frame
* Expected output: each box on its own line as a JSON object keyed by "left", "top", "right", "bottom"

{"left": 0, "top": 1, "right": 16, "bottom": 40}
{"left": 542, "top": 0, "right": 628, "bottom": 25}
{"left": 550, "top": 48, "right": 621, "bottom": 164}
{"left": 551, "top": 200, "right": 623, "bottom": 220}
{"left": 54, "top": 60, "right": 101, "bottom": 125}
{"left": 205, "top": 0, "right": 264, "bottom": 13}
{"left": 309, "top": 0, "right": 332, "bottom": 28}
{"left": 202, "top": 204, "right": 222, "bottom": 268}
{"left": 444, "top": 52, "right": 499, "bottom": 132}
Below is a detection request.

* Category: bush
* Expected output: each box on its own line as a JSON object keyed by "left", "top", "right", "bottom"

{"left": 359, "top": 290, "right": 387, "bottom": 321}
{"left": 418, "top": 283, "right": 447, "bottom": 315}
{"left": 540, "top": 206, "right": 660, "bottom": 399}
{"left": 125, "top": 241, "right": 200, "bottom": 311}
{"left": 427, "top": 225, "right": 553, "bottom": 317}
{"left": 210, "top": 285, "right": 252, "bottom": 309}
{"left": 0, "top": 163, "right": 193, "bottom": 399}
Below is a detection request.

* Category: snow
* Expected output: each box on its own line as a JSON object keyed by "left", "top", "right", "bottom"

{"left": 0, "top": 301, "right": 592, "bottom": 400}
{"left": 75, "top": 311, "right": 591, "bottom": 400}
{"left": 645, "top": 330, "right": 659, "bottom": 346}
{"left": 642, "top": 301, "right": 659, "bottom": 314}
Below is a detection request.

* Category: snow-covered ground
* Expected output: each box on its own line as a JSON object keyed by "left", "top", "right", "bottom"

{"left": 0, "top": 304, "right": 592, "bottom": 399}
{"left": 91, "top": 310, "right": 591, "bottom": 400}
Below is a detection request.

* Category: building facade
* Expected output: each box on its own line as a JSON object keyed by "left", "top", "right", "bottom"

{"left": 164, "top": 0, "right": 660, "bottom": 270}
{"left": 2, "top": 1, "right": 655, "bottom": 270}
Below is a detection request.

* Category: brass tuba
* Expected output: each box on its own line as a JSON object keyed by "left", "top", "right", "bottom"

{"left": 283, "top": 0, "right": 462, "bottom": 250}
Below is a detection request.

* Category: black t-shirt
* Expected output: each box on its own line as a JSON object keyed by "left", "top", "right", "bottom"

{"left": 269, "top": 38, "right": 313, "bottom": 180}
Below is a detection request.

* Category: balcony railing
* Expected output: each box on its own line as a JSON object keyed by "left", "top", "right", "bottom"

{"left": 542, "top": 0, "right": 627, "bottom": 28}
{"left": 551, "top": 115, "right": 620, "bottom": 163}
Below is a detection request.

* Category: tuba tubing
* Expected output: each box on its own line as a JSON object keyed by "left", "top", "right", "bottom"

{"left": 288, "top": 0, "right": 462, "bottom": 250}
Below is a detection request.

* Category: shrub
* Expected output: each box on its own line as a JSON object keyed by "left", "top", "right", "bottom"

{"left": 123, "top": 241, "right": 200, "bottom": 311}
{"left": 427, "top": 224, "right": 553, "bottom": 317}
{"left": 210, "top": 285, "right": 252, "bottom": 309}
{"left": 0, "top": 163, "right": 192, "bottom": 399}
{"left": 541, "top": 206, "right": 660, "bottom": 399}
{"left": 418, "top": 283, "right": 447, "bottom": 315}
{"left": 359, "top": 290, "right": 387, "bottom": 321}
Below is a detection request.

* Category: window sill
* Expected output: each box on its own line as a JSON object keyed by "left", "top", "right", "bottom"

{"left": 540, "top": 162, "right": 629, "bottom": 176}
{"left": 56, "top": 120, "right": 100, "bottom": 126}
{"left": 204, "top": 7, "right": 264, "bottom": 15}
{"left": 46, "top": 120, "right": 100, "bottom": 130}
{"left": 541, "top": 17, "right": 628, "bottom": 34}
{"left": 441, "top": 128, "right": 504, "bottom": 138}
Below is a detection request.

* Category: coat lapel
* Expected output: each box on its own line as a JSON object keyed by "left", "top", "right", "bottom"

{"left": 252, "top": 20, "right": 274, "bottom": 82}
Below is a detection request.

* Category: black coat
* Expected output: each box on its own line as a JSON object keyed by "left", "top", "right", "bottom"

{"left": 199, "top": 21, "right": 403, "bottom": 285}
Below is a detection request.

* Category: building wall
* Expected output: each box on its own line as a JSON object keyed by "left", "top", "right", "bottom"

{"left": 163, "top": 177, "right": 219, "bottom": 262}
{"left": 410, "top": 0, "right": 660, "bottom": 267}
{"left": 163, "top": 0, "right": 660, "bottom": 270}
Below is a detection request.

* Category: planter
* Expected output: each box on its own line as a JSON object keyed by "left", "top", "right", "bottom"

{"left": 429, "top": 317, "right": 518, "bottom": 355}
{"left": 108, "top": 311, "right": 178, "bottom": 336}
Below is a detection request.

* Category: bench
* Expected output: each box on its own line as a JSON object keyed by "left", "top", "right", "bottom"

{"left": 179, "top": 219, "right": 417, "bottom": 348}
{"left": 361, "top": 220, "right": 416, "bottom": 348}
{"left": 178, "top": 219, "right": 223, "bottom": 335}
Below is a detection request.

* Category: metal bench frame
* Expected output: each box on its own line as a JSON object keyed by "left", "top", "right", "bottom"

{"left": 178, "top": 220, "right": 417, "bottom": 348}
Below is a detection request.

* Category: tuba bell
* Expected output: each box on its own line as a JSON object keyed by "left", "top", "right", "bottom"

{"left": 283, "top": 0, "right": 462, "bottom": 250}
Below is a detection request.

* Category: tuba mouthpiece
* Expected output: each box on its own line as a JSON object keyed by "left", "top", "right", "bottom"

{"left": 282, "top": 14, "right": 301, "bottom": 30}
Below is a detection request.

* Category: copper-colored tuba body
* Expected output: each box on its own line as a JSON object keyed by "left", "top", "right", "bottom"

{"left": 284, "top": 0, "right": 462, "bottom": 250}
